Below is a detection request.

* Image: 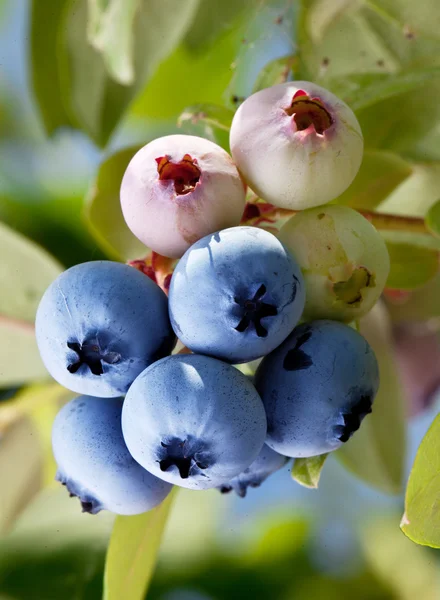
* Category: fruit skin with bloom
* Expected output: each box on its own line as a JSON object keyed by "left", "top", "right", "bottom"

{"left": 278, "top": 205, "right": 390, "bottom": 322}
{"left": 218, "top": 444, "right": 289, "bottom": 497}
{"left": 168, "top": 226, "right": 305, "bottom": 364}
{"left": 53, "top": 395, "right": 172, "bottom": 515}
{"left": 255, "top": 320, "right": 379, "bottom": 458}
{"left": 120, "top": 134, "right": 246, "bottom": 258}
{"left": 36, "top": 261, "right": 175, "bottom": 398}
{"left": 122, "top": 354, "right": 267, "bottom": 491}
{"left": 229, "top": 81, "right": 363, "bottom": 209}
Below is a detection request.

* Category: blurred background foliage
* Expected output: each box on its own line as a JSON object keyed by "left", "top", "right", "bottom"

{"left": 1, "top": 0, "right": 440, "bottom": 598}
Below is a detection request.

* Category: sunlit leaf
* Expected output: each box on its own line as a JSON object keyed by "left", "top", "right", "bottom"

{"left": 177, "top": 104, "right": 234, "bottom": 150}
{"left": 84, "top": 146, "right": 146, "bottom": 260}
{"left": 335, "top": 150, "right": 412, "bottom": 210}
{"left": 362, "top": 517, "right": 440, "bottom": 599}
{"left": 291, "top": 455, "right": 328, "bottom": 489}
{"left": 337, "top": 303, "right": 406, "bottom": 494}
{"left": 0, "top": 223, "right": 62, "bottom": 386}
{"left": 131, "top": 27, "right": 243, "bottom": 120}
{"left": 379, "top": 163, "right": 440, "bottom": 218}
{"left": 386, "top": 242, "right": 438, "bottom": 289}
{"left": 87, "top": 0, "right": 142, "bottom": 85}
{"left": 38, "top": 0, "right": 198, "bottom": 146}
{"left": 385, "top": 272, "right": 440, "bottom": 321}
{"left": 401, "top": 413, "right": 440, "bottom": 548}
{"left": 104, "top": 491, "right": 176, "bottom": 600}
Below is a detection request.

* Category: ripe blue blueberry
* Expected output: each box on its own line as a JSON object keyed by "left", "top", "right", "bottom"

{"left": 36, "top": 261, "right": 175, "bottom": 397}
{"left": 53, "top": 395, "right": 172, "bottom": 515}
{"left": 122, "top": 354, "right": 267, "bottom": 490}
{"left": 218, "top": 444, "right": 289, "bottom": 497}
{"left": 255, "top": 320, "right": 379, "bottom": 457}
{"left": 168, "top": 226, "right": 305, "bottom": 364}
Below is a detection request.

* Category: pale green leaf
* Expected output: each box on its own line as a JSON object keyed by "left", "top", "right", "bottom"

{"left": 84, "top": 146, "right": 147, "bottom": 260}
{"left": 184, "top": 0, "right": 254, "bottom": 50}
{"left": 87, "top": 0, "right": 142, "bottom": 85}
{"left": 386, "top": 242, "right": 438, "bottom": 289}
{"left": 252, "top": 55, "right": 297, "bottom": 93}
{"left": 131, "top": 24, "right": 244, "bottom": 120}
{"left": 425, "top": 199, "right": 440, "bottom": 238}
{"left": 337, "top": 303, "right": 406, "bottom": 493}
{"left": 178, "top": 104, "right": 234, "bottom": 133}
{"left": 401, "top": 413, "right": 440, "bottom": 548}
{"left": 58, "top": 0, "right": 198, "bottom": 146}
{"left": 362, "top": 518, "right": 440, "bottom": 599}
{"left": 291, "top": 454, "right": 328, "bottom": 489}
{"left": 104, "top": 491, "right": 176, "bottom": 600}
{"left": 334, "top": 150, "right": 412, "bottom": 210}
{"left": 0, "top": 222, "right": 62, "bottom": 386}
{"left": 385, "top": 272, "right": 440, "bottom": 322}
{"left": 379, "top": 163, "right": 440, "bottom": 218}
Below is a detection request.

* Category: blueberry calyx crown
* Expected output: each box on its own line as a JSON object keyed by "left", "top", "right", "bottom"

{"left": 57, "top": 472, "right": 100, "bottom": 514}
{"left": 219, "top": 479, "right": 261, "bottom": 498}
{"left": 156, "top": 153, "right": 201, "bottom": 196}
{"left": 158, "top": 437, "right": 210, "bottom": 479}
{"left": 234, "top": 284, "right": 278, "bottom": 338}
{"left": 284, "top": 89, "right": 333, "bottom": 135}
{"left": 66, "top": 338, "right": 121, "bottom": 376}
{"left": 334, "top": 395, "right": 373, "bottom": 443}
{"left": 283, "top": 329, "right": 313, "bottom": 371}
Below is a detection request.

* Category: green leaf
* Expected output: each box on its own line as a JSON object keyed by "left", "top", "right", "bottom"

{"left": 104, "top": 491, "right": 175, "bottom": 600}
{"left": 296, "top": 1, "right": 440, "bottom": 161}
{"left": 402, "top": 412, "right": 440, "bottom": 547}
{"left": 87, "top": 0, "right": 142, "bottom": 85}
{"left": 337, "top": 303, "right": 406, "bottom": 494}
{"left": 184, "top": 0, "right": 254, "bottom": 51}
{"left": 334, "top": 150, "right": 412, "bottom": 210}
{"left": 84, "top": 146, "right": 147, "bottom": 260}
{"left": 291, "top": 455, "right": 328, "bottom": 489}
{"left": 386, "top": 242, "right": 438, "bottom": 289}
{"left": 30, "top": 0, "right": 76, "bottom": 134}
{"left": 0, "top": 223, "right": 62, "bottom": 386}
{"left": 38, "top": 0, "right": 198, "bottom": 146}
{"left": 252, "top": 55, "right": 297, "bottom": 93}
{"left": 425, "top": 199, "right": 440, "bottom": 238}
{"left": 177, "top": 104, "right": 234, "bottom": 150}
{"left": 131, "top": 25, "right": 244, "bottom": 120}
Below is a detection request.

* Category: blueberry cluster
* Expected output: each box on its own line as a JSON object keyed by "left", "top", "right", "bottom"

{"left": 36, "top": 81, "right": 383, "bottom": 516}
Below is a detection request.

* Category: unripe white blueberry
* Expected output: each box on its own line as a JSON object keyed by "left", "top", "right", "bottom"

{"left": 120, "top": 134, "right": 246, "bottom": 258}
{"left": 279, "top": 205, "right": 390, "bottom": 322}
{"left": 230, "top": 81, "right": 363, "bottom": 209}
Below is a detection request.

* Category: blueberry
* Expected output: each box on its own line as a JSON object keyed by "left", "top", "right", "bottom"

{"left": 254, "top": 320, "right": 379, "bottom": 457}
{"left": 122, "top": 354, "right": 267, "bottom": 490}
{"left": 168, "top": 226, "right": 305, "bottom": 364}
{"left": 53, "top": 395, "right": 172, "bottom": 515}
{"left": 36, "top": 261, "right": 175, "bottom": 397}
{"left": 218, "top": 444, "right": 289, "bottom": 497}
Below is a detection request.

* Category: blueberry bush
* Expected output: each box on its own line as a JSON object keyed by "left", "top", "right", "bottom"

{"left": 1, "top": 1, "right": 440, "bottom": 598}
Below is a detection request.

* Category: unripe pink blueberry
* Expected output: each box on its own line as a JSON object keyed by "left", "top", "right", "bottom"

{"left": 230, "top": 81, "right": 363, "bottom": 210}
{"left": 120, "top": 135, "right": 246, "bottom": 258}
